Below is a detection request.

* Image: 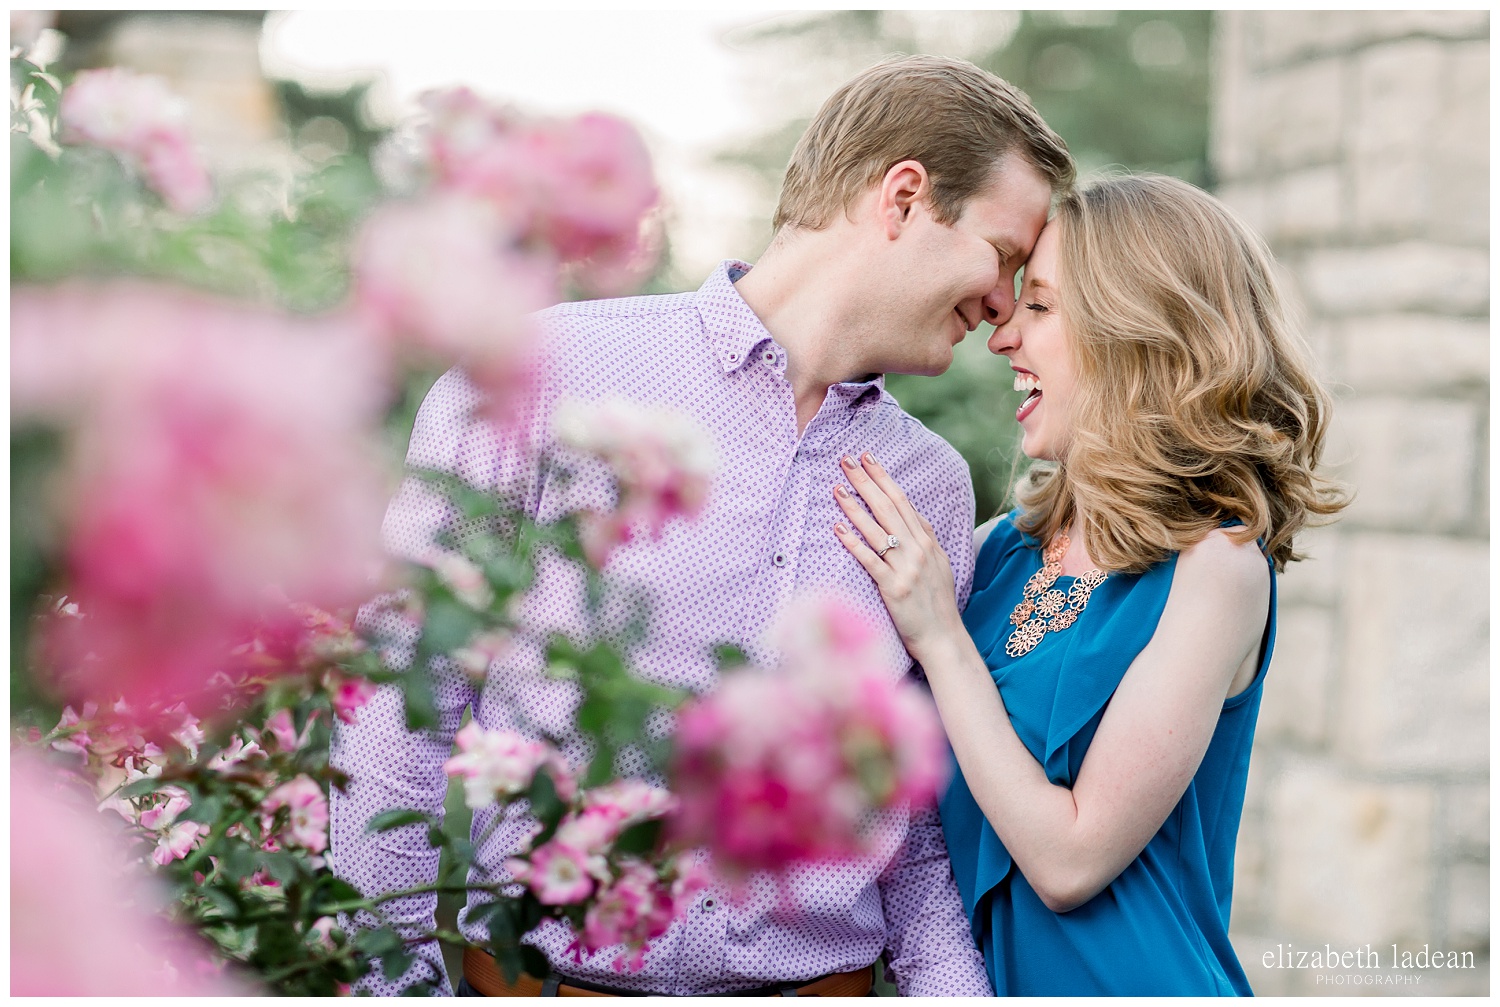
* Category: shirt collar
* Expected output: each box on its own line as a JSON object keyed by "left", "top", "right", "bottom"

{"left": 695, "top": 260, "right": 888, "bottom": 400}
{"left": 697, "top": 260, "right": 773, "bottom": 373}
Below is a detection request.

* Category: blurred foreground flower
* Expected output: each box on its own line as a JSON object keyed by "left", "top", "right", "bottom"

{"left": 669, "top": 597, "right": 948, "bottom": 879}
{"left": 555, "top": 398, "right": 718, "bottom": 566}
{"left": 59, "top": 67, "right": 212, "bottom": 213}
{"left": 11, "top": 749, "right": 250, "bottom": 995}
{"left": 12, "top": 283, "right": 391, "bottom": 707}
{"left": 397, "top": 88, "right": 662, "bottom": 295}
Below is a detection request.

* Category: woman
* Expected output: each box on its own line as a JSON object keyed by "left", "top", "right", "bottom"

{"left": 831, "top": 175, "right": 1346, "bottom": 995}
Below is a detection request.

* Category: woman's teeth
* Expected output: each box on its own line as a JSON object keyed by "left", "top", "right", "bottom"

{"left": 1012, "top": 372, "right": 1041, "bottom": 393}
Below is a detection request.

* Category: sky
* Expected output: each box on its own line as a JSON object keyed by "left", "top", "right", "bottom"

{"left": 260, "top": 10, "right": 801, "bottom": 283}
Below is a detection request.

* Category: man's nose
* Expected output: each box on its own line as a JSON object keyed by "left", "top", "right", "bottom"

{"left": 980, "top": 280, "right": 1016, "bottom": 326}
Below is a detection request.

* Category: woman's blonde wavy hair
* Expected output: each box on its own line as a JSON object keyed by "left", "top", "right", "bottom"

{"left": 1013, "top": 174, "right": 1348, "bottom": 573}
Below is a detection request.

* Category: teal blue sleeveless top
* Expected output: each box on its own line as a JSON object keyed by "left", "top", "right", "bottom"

{"left": 940, "top": 514, "right": 1274, "bottom": 996}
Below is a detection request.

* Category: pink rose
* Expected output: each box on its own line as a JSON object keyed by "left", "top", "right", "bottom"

{"left": 331, "top": 677, "right": 378, "bottom": 725}
{"left": 442, "top": 722, "right": 549, "bottom": 809}
{"left": 261, "top": 775, "right": 329, "bottom": 855}
{"left": 523, "top": 840, "right": 597, "bottom": 905}
{"left": 11, "top": 750, "right": 249, "bottom": 994}
{"left": 13, "top": 283, "right": 390, "bottom": 709}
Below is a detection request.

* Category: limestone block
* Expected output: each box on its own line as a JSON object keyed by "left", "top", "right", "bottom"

{"left": 1441, "top": 783, "right": 1489, "bottom": 859}
{"left": 1246, "top": 11, "right": 1491, "bottom": 69}
{"left": 1249, "top": 59, "right": 1347, "bottom": 172}
{"left": 1301, "top": 243, "right": 1489, "bottom": 316}
{"left": 1338, "top": 315, "right": 1490, "bottom": 396}
{"left": 1265, "top": 760, "right": 1434, "bottom": 948}
{"left": 1277, "top": 524, "right": 1345, "bottom": 608}
{"left": 1233, "top": 753, "right": 1275, "bottom": 931}
{"left": 1214, "top": 181, "right": 1270, "bottom": 237}
{"left": 105, "top": 14, "right": 281, "bottom": 155}
{"left": 1335, "top": 533, "right": 1489, "bottom": 773}
{"left": 1445, "top": 861, "right": 1489, "bottom": 952}
{"left": 1351, "top": 40, "right": 1444, "bottom": 159}
{"left": 1265, "top": 165, "right": 1345, "bottom": 245}
{"left": 1331, "top": 396, "right": 1478, "bottom": 531}
{"left": 1210, "top": 12, "right": 1254, "bottom": 182}
{"left": 1260, "top": 606, "right": 1335, "bottom": 746}
{"left": 1430, "top": 41, "right": 1491, "bottom": 247}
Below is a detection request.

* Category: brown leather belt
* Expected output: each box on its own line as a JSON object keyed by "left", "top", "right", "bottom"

{"left": 462, "top": 946, "right": 874, "bottom": 997}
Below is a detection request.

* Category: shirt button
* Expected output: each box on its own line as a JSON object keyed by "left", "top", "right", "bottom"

{"left": 761, "top": 349, "right": 776, "bottom": 364}
{"left": 702, "top": 897, "right": 717, "bottom": 911}
{"left": 772, "top": 552, "right": 787, "bottom": 568}
{"left": 727, "top": 352, "right": 740, "bottom": 364}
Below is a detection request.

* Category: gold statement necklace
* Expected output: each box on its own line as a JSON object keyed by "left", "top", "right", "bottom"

{"left": 1005, "top": 533, "right": 1107, "bottom": 658}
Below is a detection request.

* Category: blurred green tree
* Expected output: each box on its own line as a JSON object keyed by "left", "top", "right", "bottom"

{"left": 719, "top": 11, "right": 1211, "bottom": 519}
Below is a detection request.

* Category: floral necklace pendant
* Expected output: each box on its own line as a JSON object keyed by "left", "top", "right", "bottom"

{"left": 1004, "top": 533, "right": 1107, "bottom": 658}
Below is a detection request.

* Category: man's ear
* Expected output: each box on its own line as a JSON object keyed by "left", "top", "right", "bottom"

{"left": 877, "top": 160, "right": 929, "bottom": 240}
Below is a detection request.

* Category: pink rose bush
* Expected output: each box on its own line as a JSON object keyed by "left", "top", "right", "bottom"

{"left": 405, "top": 87, "right": 662, "bottom": 295}
{"left": 670, "top": 596, "right": 948, "bottom": 879}
{"left": 555, "top": 398, "right": 719, "bottom": 566}
{"left": 58, "top": 67, "right": 212, "bottom": 213}
{"left": 262, "top": 774, "right": 331, "bottom": 855}
{"left": 11, "top": 749, "right": 250, "bottom": 995}
{"left": 442, "top": 726, "right": 698, "bottom": 973}
{"left": 12, "top": 284, "right": 390, "bottom": 709}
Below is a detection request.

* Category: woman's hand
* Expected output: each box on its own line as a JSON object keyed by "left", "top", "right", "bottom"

{"left": 832, "top": 452, "right": 967, "bottom": 662}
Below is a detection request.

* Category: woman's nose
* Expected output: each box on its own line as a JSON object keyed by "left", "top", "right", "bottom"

{"left": 988, "top": 314, "right": 1019, "bottom": 356}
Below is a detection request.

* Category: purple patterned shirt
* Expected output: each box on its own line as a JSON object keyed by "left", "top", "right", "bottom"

{"left": 330, "top": 262, "right": 991, "bottom": 996}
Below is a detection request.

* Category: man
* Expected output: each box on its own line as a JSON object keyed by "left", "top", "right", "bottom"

{"left": 331, "top": 53, "right": 1072, "bottom": 996}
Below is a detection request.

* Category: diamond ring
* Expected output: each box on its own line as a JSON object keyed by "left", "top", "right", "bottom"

{"left": 876, "top": 534, "right": 900, "bottom": 558}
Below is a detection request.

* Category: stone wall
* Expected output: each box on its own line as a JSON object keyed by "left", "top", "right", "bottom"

{"left": 1212, "top": 11, "right": 1489, "bottom": 996}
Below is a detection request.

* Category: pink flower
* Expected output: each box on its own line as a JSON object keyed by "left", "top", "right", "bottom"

{"left": 352, "top": 194, "right": 554, "bottom": 415}
{"left": 164, "top": 705, "right": 205, "bottom": 759}
{"left": 58, "top": 68, "right": 212, "bottom": 214}
{"left": 554, "top": 398, "right": 717, "bottom": 565}
{"left": 330, "top": 677, "right": 378, "bottom": 725}
{"left": 669, "top": 598, "right": 947, "bottom": 879}
{"left": 12, "top": 283, "right": 390, "bottom": 709}
{"left": 261, "top": 775, "right": 329, "bottom": 854}
{"left": 11, "top": 750, "right": 250, "bottom": 994}
{"left": 153, "top": 819, "right": 211, "bottom": 866}
{"left": 442, "top": 722, "right": 550, "bottom": 809}
{"left": 523, "top": 840, "right": 597, "bottom": 905}
{"left": 48, "top": 704, "right": 95, "bottom": 759}
{"left": 583, "top": 779, "right": 677, "bottom": 827}
{"left": 577, "top": 860, "right": 676, "bottom": 972}
{"left": 553, "top": 806, "right": 627, "bottom": 859}
{"left": 261, "top": 708, "right": 318, "bottom": 752}
{"left": 207, "top": 734, "right": 262, "bottom": 773}
{"left": 450, "top": 630, "right": 513, "bottom": 681}
{"left": 426, "top": 552, "right": 494, "bottom": 610}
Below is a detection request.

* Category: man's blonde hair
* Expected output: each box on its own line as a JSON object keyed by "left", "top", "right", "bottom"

{"left": 773, "top": 54, "right": 1074, "bottom": 232}
{"left": 1014, "top": 174, "right": 1349, "bottom": 573}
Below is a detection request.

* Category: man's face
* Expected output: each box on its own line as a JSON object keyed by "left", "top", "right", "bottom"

{"left": 880, "top": 156, "right": 1053, "bottom": 376}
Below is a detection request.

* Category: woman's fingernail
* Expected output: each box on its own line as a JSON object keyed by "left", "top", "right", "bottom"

{"left": 834, "top": 522, "right": 848, "bottom": 534}
{"left": 835, "top": 484, "right": 848, "bottom": 497}
{"left": 841, "top": 455, "right": 855, "bottom": 468}
{"left": 862, "top": 452, "right": 875, "bottom": 464}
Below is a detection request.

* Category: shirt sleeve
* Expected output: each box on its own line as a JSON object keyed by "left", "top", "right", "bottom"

{"left": 875, "top": 459, "right": 990, "bottom": 996}
{"left": 329, "top": 368, "right": 539, "bottom": 995}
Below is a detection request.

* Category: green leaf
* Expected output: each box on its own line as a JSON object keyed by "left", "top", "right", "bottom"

{"left": 612, "top": 819, "right": 664, "bottom": 857}
{"left": 263, "top": 850, "right": 302, "bottom": 885}
{"left": 420, "top": 597, "right": 482, "bottom": 654}
{"left": 201, "top": 885, "right": 242, "bottom": 920}
{"left": 366, "top": 809, "right": 433, "bottom": 834}
{"left": 400, "top": 665, "right": 438, "bottom": 732}
{"left": 493, "top": 945, "right": 523, "bottom": 985}
{"left": 355, "top": 927, "right": 405, "bottom": 957}
{"left": 519, "top": 944, "right": 552, "bottom": 981}
{"left": 381, "top": 949, "right": 415, "bottom": 982}
{"left": 713, "top": 643, "right": 750, "bottom": 670}
{"left": 320, "top": 875, "right": 362, "bottom": 903}
{"left": 526, "top": 769, "right": 565, "bottom": 835}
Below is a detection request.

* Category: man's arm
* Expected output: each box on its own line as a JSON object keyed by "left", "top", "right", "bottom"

{"left": 330, "top": 368, "right": 539, "bottom": 994}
